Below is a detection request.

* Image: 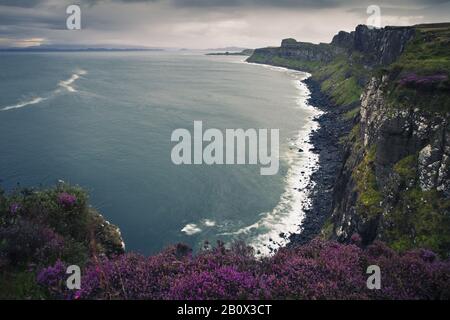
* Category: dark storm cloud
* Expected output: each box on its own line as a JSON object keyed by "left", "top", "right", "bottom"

{"left": 2, "top": 0, "right": 449, "bottom": 8}
{"left": 1, "top": 0, "right": 449, "bottom": 48}
{"left": 0, "top": 0, "right": 43, "bottom": 7}
{"left": 171, "top": 0, "right": 340, "bottom": 8}
{"left": 0, "top": 3, "right": 67, "bottom": 33}
{"left": 0, "top": 11, "right": 63, "bottom": 29}
{"left": 0, "top": 0, "right": 157, "bottom": 7}
{"left": 169, "top": 0, "right": 450, "bottom": 9}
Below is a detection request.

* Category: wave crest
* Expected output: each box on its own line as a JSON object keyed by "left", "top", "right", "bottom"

{"left": 1, "top": 97, "right": 47, "bottom": 111}
{"left": 1, "top": 69, "right": 87, "bottom": 112}
{"left": 58, "top": 69, "right": 87, "bottom": 93}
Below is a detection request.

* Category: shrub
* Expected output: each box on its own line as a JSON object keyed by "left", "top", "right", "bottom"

{"left": 3, "top": 185, "right": 449, "bottom": 300}
{"left": 0, "top": 219, "right": 65, "bottom": 267}
{"left": 36, "top": 239, "right": 450, "bottom": 300}
{"left": 398, "top": 73, "right": 448, "bottom": 91}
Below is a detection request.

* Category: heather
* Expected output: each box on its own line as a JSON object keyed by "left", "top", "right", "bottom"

{"left": 385, "top": 24, "right": 450, "bottom": 112}
{"left": 1, "top": 185, "right": 449, "bottom": 299}
{"left": 35, "top": 240, "right": 450, "bottom": 300}
{"left": 0, "top": 185, "right": 124, "bottom": 298}
{"left": 398, "top": 73, "right": 448, "bottom": 91}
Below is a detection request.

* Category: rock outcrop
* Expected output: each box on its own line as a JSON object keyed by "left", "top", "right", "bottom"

{"left": 249, "top": 24, "right": 415, "bottom": 70}
{"left": 332, "top": 76, "right": 450, "bottom": 249}
{"left": 332, "top": 25, "right": 415, "bottom": 65}
{"left": 248, "top": 38, "right": 342, "bottom": 71}
{"left": 278, "top": 38, "right": 341, "bottom": 63}
{"left": 247, "top": 23, "right": 450, "bottom": 256}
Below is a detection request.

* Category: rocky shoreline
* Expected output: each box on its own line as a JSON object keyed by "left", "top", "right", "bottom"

{"left": 289, "top": 78, "right": 355, "bottom": 245}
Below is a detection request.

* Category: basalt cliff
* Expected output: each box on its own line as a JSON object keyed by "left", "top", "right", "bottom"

{"left": 248, "top": 23, "right": 450, "bottom": 257}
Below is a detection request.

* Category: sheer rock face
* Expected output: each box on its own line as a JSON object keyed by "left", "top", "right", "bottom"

{"left": 91, "top": 209, "right": 126, "bottom": 256}
{"left": 248, "top": 38, "right": 341, "bottom": 68}
{"left": 278, "top": 38, "right": 341, "bottom": 63}
{"left": 249, "top": 24, "right": 415, "bottom": 71}
{"left": 332, "top": 25, "right": 416, "bottom": 65}
{"left": 418, "top": 133, "right": 450, "bottom": 194}
{"left": 332, "top": 76, "right": 450, "bottom": 244}
{"left": 247, "top": 23, "right": 449, "bottom": 251}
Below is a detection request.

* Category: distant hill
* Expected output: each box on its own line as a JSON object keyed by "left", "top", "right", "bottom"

{"left": 206, "top": 49, "right": 254, "bottom": 56}
{"left": 205, "top": 46, "right": 248, "bottom": 52}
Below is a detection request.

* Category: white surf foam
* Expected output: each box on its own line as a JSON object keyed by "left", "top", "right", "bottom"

{"left": 223, "top": 62, "right": 323, "bottom": 256}
{"left": 58, "top": 69, "right": 87, "bottom": 93}
{"left": 202, "top": 219, "right": 216, "bottom": 227}
{"left": 1, "top": 69, "right": 87, "bottom": 112}
{"left": 1, "top": 97, "right": 47, "bottom": 111}
{"left": 181, "top": 223, "right": 202, "bottom": 235}
{"left": 181, "top": 219, "right": 217, "bottom": 236}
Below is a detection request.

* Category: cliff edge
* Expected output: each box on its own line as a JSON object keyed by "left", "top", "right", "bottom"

{"left": 248, "top": 23, "right": 450, "bottom": 257}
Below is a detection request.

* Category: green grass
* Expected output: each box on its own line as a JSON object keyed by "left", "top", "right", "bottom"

{"left": 0, "top": 271, "right": 46, "bottom": 299}
{"left": 379, "top": 154, "right": 450, "bottom": 257}
{"left": 353, "top": 147, "right": 383, "bottom": 218}
{"left": 333, "top": 77, "right": 362, "bottom": 106}
{"left": 392, "top": 26, "right": 450, "bottom": 74}
{"left": 393, "top": 155, "right": 417, "bottom": 182}
{"left": 0, "top": 184, "right": 125, "bottom": 299}
{"left": 387, "top": 188, "right": 450, "bottom": 257}
{"left": 340, "top": 122, "right": 362, "bottom": 147}
{"left": 386, "top": 83, "right": 450, "bottom": 113}
{"left": 320, "top": 218, "right": 334, "bottom": 240}
{"left": 312, "top": 55, "right": 365, "bottom": 106}
{"left": 383, "top": 25, "right": 450, "bottom": 113}
{"left": 248, "top": 24, "right": 450, "bottom": 112}
{"left": 343, "top": 107, "right": 360, "bottom": 121}
{"left": 248, "top": 49, "right": 366, "bottom": 106}
{"left": 246, "top": 51, "right": 321, "bottom": 72}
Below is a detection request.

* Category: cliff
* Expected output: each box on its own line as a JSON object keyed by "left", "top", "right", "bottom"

{"left": 248, "top": 23, "right": 450, "bottom": 257}
{"left": 331, "top": 25, "right": 415, "bottom": 65}
{"left": 0, "top": 184, "right": 125, "bottom": 298}
{"left": 248, "top": 39, "right": 341, "bottom": 72}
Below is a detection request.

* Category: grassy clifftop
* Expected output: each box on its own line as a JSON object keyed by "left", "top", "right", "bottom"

{"left": 248, "top": 23, "right": 450, "bottom": 110}
{"left": 248, "top": 23, "right": 450, "bottom": 257}
{"left": 0, "top": 184, "right": 124, "bottom": 299}
{"left": 384, "top": 23, "right": 450, "bottom": 112}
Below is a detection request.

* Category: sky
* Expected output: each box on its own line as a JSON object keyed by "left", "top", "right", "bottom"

{"left": 0, "top": 0, "right": 449, "bottom": 49}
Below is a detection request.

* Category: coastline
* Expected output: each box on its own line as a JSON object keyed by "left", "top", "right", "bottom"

{"left": 243, "top": 59, "right": 353, "bottom": 249}
{"left": 226, "top": 60, "right": 323, "bottom": 256}
{"left": 288, "top": 77, "right": 354, "bottom": 245}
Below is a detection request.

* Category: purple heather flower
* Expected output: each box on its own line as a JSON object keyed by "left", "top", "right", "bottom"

{"left": 74, "top": 291, "right": 82, "bottom": 300}
{"left": 416, "top": 249, "right": 437, "bottom": 263}
{"left": 57, "top": 192, "right": 77, "bottom": 208}
{"left": 33, "top": 240, "right": 450, "bottom": 300}
{"left": 9, "top": 203, "right": 21, "bottom": 214}
{"left": 399, "top": 72, "right": 448, "bottom": 89}
{"left": 350, "top": 233, "right": 362, "bottom": 246}
{"left": 37, "top": 260, "right": 66, "bottom": 288}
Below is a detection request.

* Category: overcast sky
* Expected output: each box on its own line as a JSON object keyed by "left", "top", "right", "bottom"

{"left": 0, "top": 0, "right": 449, "bottom": 49}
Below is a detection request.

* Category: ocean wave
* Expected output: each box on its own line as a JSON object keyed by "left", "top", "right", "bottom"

{"left": 223, "top": 63, "right": 323, "bottom": 256}
{"left": 58, "top": 69, "right": 87, "bottom": 93}
{"left": 181, "top": 219, "right": 217, "bottom": 236}
{"left": 1, "top": 69, "right": 87, "bottom": 112}
{"left": 181, "top": 223, "right": 202, "bottom": 235}
{"left": 1, "top": 97, "right": 47, "bottom": 111}
{"left": 202, "top": 219, "right": 216, "bottom": 227}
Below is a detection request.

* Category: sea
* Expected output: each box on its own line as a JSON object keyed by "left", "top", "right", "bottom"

{"left": 0, "top": 51, "right": 321, "bottom": 255}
